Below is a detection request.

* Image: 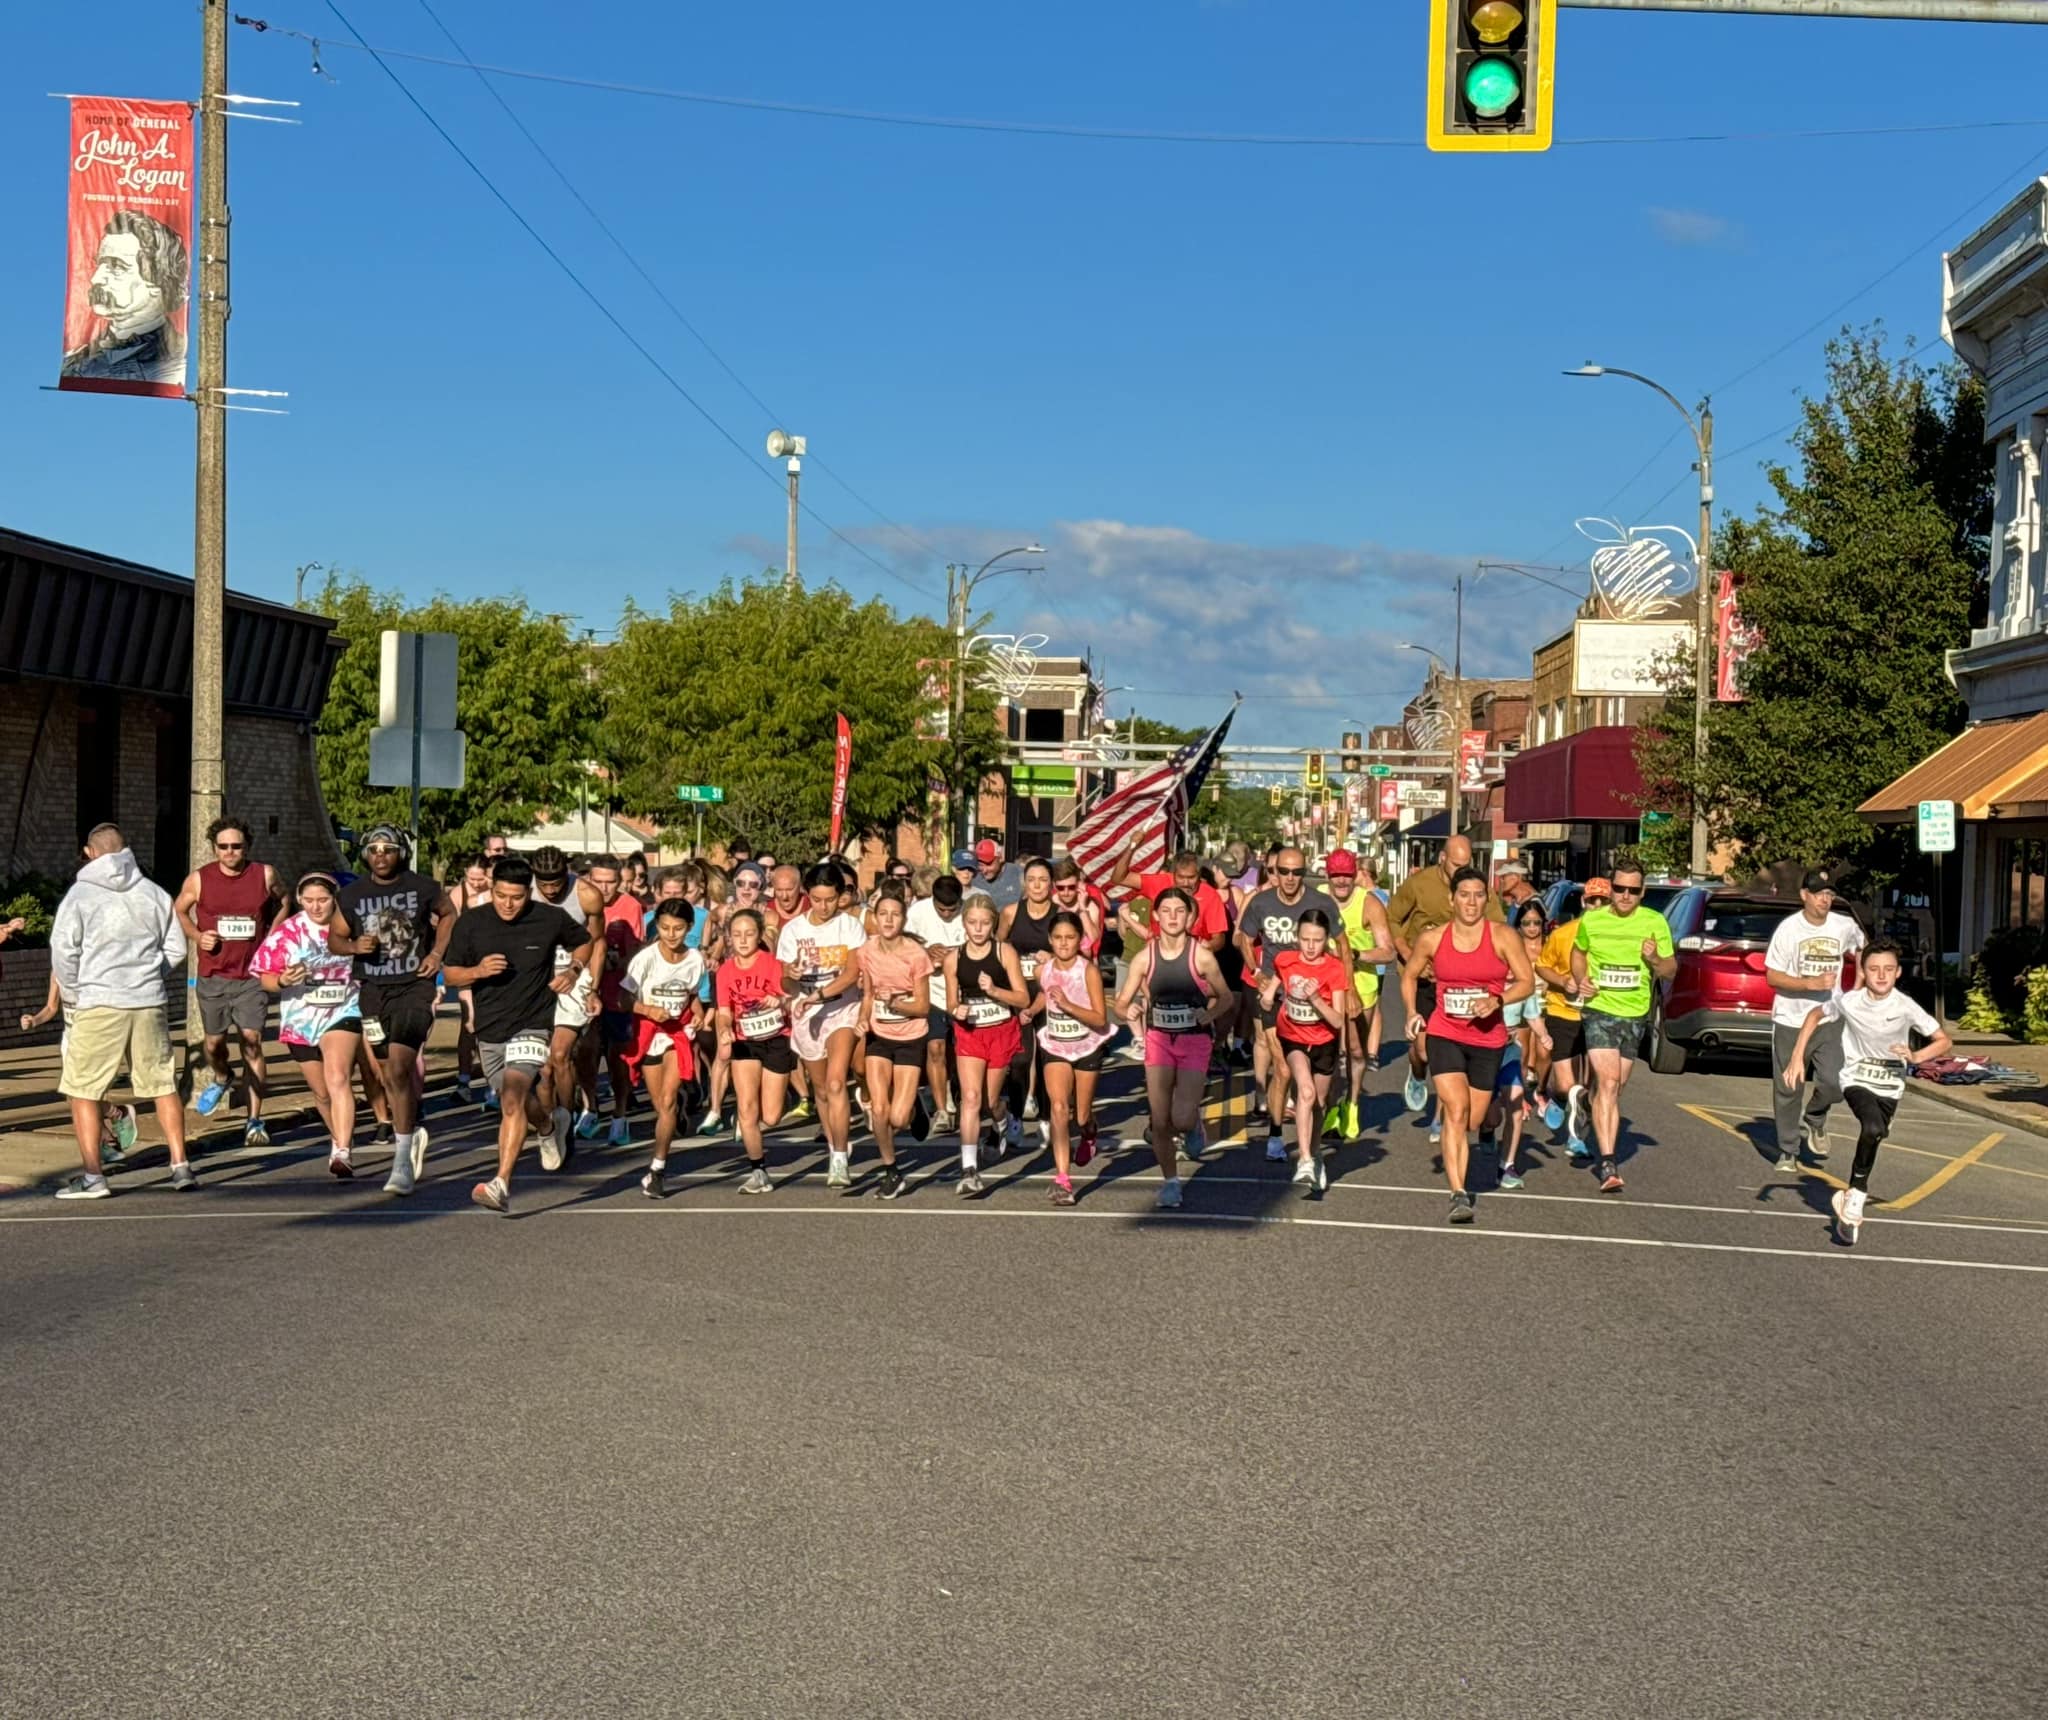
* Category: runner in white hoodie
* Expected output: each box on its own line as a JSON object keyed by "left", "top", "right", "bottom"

{"left": 48, "top": 823, "right": 192, "bottom": 1198}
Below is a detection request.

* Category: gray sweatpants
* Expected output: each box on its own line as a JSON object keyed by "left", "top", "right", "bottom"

{"left": 1771, "top": 1016, "right": 1843, "bottom": 1156}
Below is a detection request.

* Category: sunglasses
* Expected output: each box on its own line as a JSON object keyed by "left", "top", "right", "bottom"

{"left": 215, "top": 840, "right": 246, "bottom": 851}
{"left": 1274, "top": 866, "right": 1305, "bottom": 877}
{"left": 1610, "top": 884, "right": 1642, "bottom": 896}
{"left": 364, "top": 844, "right": 401, "bottom": 856}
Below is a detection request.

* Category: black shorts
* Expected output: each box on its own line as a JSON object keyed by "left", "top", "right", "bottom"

{"left": 1426, "top": 1034, "right": 1503, "bottom": 1091}
{"left": 926, "top": 1013, "right": 952, "bottom": 1044}
{"left": 1543, "top": 1013, "right": 1585, "bottom": 1062}
{"left": 1414, "top": 979, "right": 1437, "bottom": 1025}
{"left": 731, "top": 1035, "right": 796, "bottom": 1076}
{"left": 867, "top": 1036, "right": 927, "bottom": 1070}
{"left": 360, "top": 979, "right": 435, "bottom": 1051}
{"left": 1043, "top": 1045, "right": 1106, "bottom": 1075}
{"left": 1281, "top": 1036, "right": 1340, "bottom": 1079}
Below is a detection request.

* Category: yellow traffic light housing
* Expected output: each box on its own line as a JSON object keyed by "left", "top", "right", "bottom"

{"left": 1305, "top": 752, "right": 1327, "bottom": 792}
{"left": 1427, "top": 0, "right": 1556, "bottom": 153}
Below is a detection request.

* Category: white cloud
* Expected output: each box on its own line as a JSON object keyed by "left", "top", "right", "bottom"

{"left": 1647, "top": 206, "right": 1745, "bottom": 250}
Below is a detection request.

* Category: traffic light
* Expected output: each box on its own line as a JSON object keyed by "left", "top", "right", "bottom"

{"left": 1340, "top": 753, "right": 1364, "bottom": 776}
{"left": 1305, "top": 753, "right": 1327, "bottom": 792}
{"left": 1269, "top": 785, "right": 1283, "bottom": 808}
{"left": 1426, "top": 0, "right": 1556, "bottom": 154}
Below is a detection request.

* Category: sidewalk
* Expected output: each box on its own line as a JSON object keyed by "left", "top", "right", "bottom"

{"left": 1905, "top": 1028, "right": 2048, "bottom": 1140}
{"left": 0, "top": 1007, "right": 466, "bottom": 1193}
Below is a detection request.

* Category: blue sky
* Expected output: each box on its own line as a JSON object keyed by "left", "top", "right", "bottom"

{"left": 4, "top": 1, "right": 2044, "bottom": 742}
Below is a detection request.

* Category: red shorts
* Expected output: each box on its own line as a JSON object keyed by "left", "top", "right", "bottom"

{"left": 954, "top": 1015, "right": 1022, "bottom": 1068}
{"left": 624, "top": 1014, "right": 696, "bottom": 1087}
{"left": 1146, "top": 1028, "right": 1212, "bottom": 1073}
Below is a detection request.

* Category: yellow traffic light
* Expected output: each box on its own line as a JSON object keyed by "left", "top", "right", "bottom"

{"left": 1427, "top": 0, "right": 1556, "bottom": 154}
{"left": 1305, "top": 752, "right": 1327, "bottom": 792}
{"left": 1269, "top": 785, "right": 1282, "bottom": 808}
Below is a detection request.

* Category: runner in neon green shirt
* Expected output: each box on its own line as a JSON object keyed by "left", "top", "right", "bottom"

{"left": 1568, "top": 864, "right": 1678, "bottom": 1194}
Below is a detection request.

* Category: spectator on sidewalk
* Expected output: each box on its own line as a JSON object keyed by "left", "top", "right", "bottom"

{"left": 49, "top": 822, "right": 194, "bottom": 1199}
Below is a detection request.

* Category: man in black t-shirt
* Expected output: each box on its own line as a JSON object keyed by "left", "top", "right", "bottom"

{"left": 444, "top": 855, "right": 592, "bottom": 1215}
{"left": 330, "top": 826, "right": 455, "bottom": 1193}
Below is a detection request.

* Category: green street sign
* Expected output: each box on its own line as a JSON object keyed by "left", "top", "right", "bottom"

{"left": 675, "top": 785, "right": 725, "bottom": 804}
{"left": 1013, "top": 765, "right": 1077, "bottom": 796}
{"left": 1641, "top": 809, "right": 1672, "bottom": 828}
{"left": 1367, "top": 764, "right": 1394, "bottom": 780}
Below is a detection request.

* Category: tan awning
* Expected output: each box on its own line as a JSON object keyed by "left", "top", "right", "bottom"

{"left": 1857, "top": 711, "right": 2048, "bottom": 821}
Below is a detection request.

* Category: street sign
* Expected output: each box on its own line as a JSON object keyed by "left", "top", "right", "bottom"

{"left": 1398, "top": 782, "right": 1447, "bottom": 811}
{"left": 1918, "top": 799, "right": 1958, "bottom": 854}
{"left": 675, "top": 785, "right": 726, "bottom": 804}
{"left": 1367, "top": 763, "right": 1393, "bottom": 780}
{"left": 1641, "top": 809, "right": 1672, "bottom": 829}
{"left": 1013, "top": 765, "right": 1077, "bottom": 796}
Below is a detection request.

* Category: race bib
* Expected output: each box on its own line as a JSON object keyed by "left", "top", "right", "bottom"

{"left": 799, "top": 970, "right": 829, "bottom": 996}
{"left": 1019, "top": 954, "right": 1040, "bottom": 981}
{"left": 1285, "top": 995, "right": 1321, "bottom": 1025}
{"left": 304, "top": 983, "right": 351, "bottom": 1008}
{"left": 216, "top": 915, "right": 257, "bottom": 940}
{"left": 1847, "top": 1057, "right": 1905, "bottom": 1097}
{"left": 1597, "top": 964, "right": 1641, "bottom": 992}
{"left": 1151, "top": 1003, "right": 1198, "bottom": 1032}
{"left": 361, "top": 1017, "right": 386, "bottom": 1046}
{"left": 1442, "top": 986, "right": 1487, "bottom": 1020}
{"left": 649, "top": 984, "right": 693, "bottom": 1011}
{"left": 553, "top": 945, "right": 575, "bottom": 972}
{"left": 1799, "top": 953, "right": 1840, "bottom": 979}
{"left": 503, "top": 1031, "right": 549, "bottom": 1069}
{"left": 873, "top": 997, "right": 907, "bottom": 1024}
{"left": 965, "top": 998, "right": 1010, "bottom": 1027}
{"left": 738, "top": 1006, "right": 785, "bottom": 1041}
{"left": 1045, "top": 1013, "right": 1089, "bottom": 1042}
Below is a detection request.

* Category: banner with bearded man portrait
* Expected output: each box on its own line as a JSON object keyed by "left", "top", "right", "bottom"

{"left": 59, "top": 97, "right": 194, "bottom": 399}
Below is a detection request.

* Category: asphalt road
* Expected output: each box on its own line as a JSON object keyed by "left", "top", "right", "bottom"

{"left": 5, "top": 1047, "right": 2046, "bottom": 1719}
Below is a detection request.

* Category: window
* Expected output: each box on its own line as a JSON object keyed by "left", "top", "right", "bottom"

{"left": 2000, "top": 838, "right": 2048, "bottom": 929}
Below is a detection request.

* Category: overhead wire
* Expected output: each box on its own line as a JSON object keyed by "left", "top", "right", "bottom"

{"left": 315, "top": 0, "right": 940, "bottom": 605}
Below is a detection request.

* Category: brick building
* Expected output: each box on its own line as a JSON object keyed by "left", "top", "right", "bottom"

{"left": 0, "top": 526, "right": 346, "bottom": 890}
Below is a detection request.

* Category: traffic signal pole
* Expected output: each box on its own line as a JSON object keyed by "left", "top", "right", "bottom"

{"left": 1560, "top": 0, "right": 2045, "bottom": 20}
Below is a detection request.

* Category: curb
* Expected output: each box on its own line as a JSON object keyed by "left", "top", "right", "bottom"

{"left": 1907, "top": 1077, "right": 2048, "bottom": 1144}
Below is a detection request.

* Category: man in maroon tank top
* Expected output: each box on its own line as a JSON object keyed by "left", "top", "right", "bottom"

{"left": 173, "top": 815, "right": 287, "bottom": 1144}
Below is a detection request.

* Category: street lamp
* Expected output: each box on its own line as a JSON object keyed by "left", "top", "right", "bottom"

{"left": 766, "top": 429, "right": 807, "bottom": 590}
{"left": 1566, "top": 362, "right": 1715, "bottom": 878}
{"left": 946, "top": 543, "right": 1048, "bottom": 846}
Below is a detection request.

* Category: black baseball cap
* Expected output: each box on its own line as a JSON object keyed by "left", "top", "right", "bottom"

{"left": 1801, "top": 869, "right": 1835, "bottom": 894}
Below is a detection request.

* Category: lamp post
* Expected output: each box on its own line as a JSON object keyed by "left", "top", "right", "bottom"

{"left": 1566, "top": 363, "right": 1714, "bottom": 878}
{"left": 766, "top": 429, "right": 806, "bottom": 589}
{"left": 946, "top": 543, "right": 1047, "bottom": 846}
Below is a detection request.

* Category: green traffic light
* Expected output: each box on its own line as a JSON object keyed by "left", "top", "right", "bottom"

{"left": 1463, "top": 57, "right": 1521, "bottom": 119}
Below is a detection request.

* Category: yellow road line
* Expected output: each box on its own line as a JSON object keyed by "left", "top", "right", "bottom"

{"left": 1881, "top": 1132, "right": 2005, "bottom": 1211}
{"left": 1678, "top": 1102, "right": 1849, "bottom": 1193}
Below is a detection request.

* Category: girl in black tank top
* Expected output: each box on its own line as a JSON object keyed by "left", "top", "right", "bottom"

{"left": 948, "top": 894, "right": 1031, "bottom": 1193}
{"left": 1113, "top": 887, "right": 1227, "bottom": 1210}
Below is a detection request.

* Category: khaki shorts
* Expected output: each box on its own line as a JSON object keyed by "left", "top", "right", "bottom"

{"left": 61, "top": 1005, "right": 178, "bottom": 1102}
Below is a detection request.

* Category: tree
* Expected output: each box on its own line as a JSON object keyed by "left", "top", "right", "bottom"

{"left": 596, "top": 577, "right": 1005, "bottom": 857}
{"left": 311, "top": 574, "right": 601, "bottom": 874}
{"left": 1634, "top": 329, "right": 1994, "bottom": 881}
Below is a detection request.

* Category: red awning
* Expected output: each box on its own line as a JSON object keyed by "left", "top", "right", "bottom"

{"left": 1502, "top": 726, "right": 1644, "bottom": 825}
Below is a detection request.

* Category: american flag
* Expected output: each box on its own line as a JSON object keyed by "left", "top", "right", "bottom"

{"left": 1066, "top": 705, "right": 1238, "bottom": 891}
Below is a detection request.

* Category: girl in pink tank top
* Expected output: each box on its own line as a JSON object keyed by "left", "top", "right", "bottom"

{"left": 1036, "top": 913, "right": 1110, "bottom": 1204}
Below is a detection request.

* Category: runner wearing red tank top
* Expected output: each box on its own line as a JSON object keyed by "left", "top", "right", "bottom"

{"left": 172, "top": 816, "right": 286, "bottom": 1145}
{"left": 1400, "top": 865, "right": 1535, "bottom": 1226}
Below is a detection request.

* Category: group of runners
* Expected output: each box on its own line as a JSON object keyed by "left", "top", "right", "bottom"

{"left": 35, "top": 816, "right": 1951, "bottom": 1241}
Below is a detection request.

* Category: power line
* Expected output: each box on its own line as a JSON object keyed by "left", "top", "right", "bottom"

{"left": 316, "top": 0, "right": 939, "bottom": 605}
{"left": 233, "top": 22, "right": 2048, "bottom": 151}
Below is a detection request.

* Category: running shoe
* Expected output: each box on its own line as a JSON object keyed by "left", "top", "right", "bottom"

{"left": 454, "top": 1077, "right": 473, "bottom": 1106}
{"left": 55, "top": 1173, "right": 111, "bottom": 1200}
{"left": 876, "top": 1165, "right": 906, "bottom": 1200}
{"left": 788, "top": 1096, "right": 814, "bottom": 1122}
{"left": 370, "top": 1121, "right": 395, "bottom": 1148}
{"left": 1074, "top": 1125, "right": 1098, "bottom": 1169}
{"left": 1803, "top": 1122, "right": 1830, "bottom": 1162}
{"left": 826, "top": 1150, "right": 851, "bottom": 1188}
{"left": 383, "top": 1154, "right": 415, "bottom": 1197}
{"left": 1291, "top": 1156, "right": 1316, "bottom": 1191}
{"left": 328, "top": 1148, "right": 354, "bottom": 1180}
{"left": 1566, "top": 1085, "right": 1587, "bottom": 1142}
{"left": 1314, "top": 1155, "right": 1329, "bottom": 1193}
{"left": 1403, "top": 1072, "right": 1428, "bottom": 1113}
{"left": 959, "top": 1170, "right": 986, "bottom": 1199}
{"left": 1265, "top": 1135, "right": 1288, "bottom": 1163}
{"left": 1773, "top": 1151, "right": 1799, "bottom": 1174}
{"left": 608, "top": 1119, "right": 632, "bottom": 1148}
{"left": 983, "top": 1120, "right": 1004, "bottom": 1164}
{"left": 1155, "top": 1176, "right": 1184, "bottom": 1210}
{"left": 641, "top": 1167, "right": 667, "bottom": 1200}
{"left": 574, "top": 1110, "right": 602, "bottom": 1140}
{"left": 1051, "top": 1177, "right": 1076, "bottom": 1207}
{"left": 482, "top": 1087, "right": 499, "bottom": 1112}
{"left": 409, "top": 1126, "right": 430, "bottom": 1182}
{"left": 1567, "top": 1136, "right": 1593, "bottom": 1162}
{"left": 244, "top": 1118, "right": 271, "bottom": 1148}
{"left": 932, "top": 1107, "right": 958, "bottom": 1138}
{"left": 471, "top": 1178, "right": 510, "bottom": 1214}
{"left": 108, "top": 1104, "right": 138, "bottom": 1159}
{"left": 169, "top": 1161, "right": 199, "bottom": 1192}
{"left": 1541, "top": 1098, "right": 1565, "bottom": 1131}
{"left": 195, "top": 1081, "right": 229, "bottom": 1117}
{"left": 1498, "top": 1165, "right": 1525, "bottom": 1191}
{"left": 541, "top": 1109, "right": 570, "bottom": 1173}
{"left": 1340, "top": 1100, "right": 1361, "bottom": 1141}
{"left": 1447, "top": 1189, "right": 1476, "bottom": 1224}
{"left": 1183, "top": 1124, "right": 1211, "bottom": 1160}
{"left": 1023, "top": 1093, "right": 1040, "bottom": 1122}
{"left": 1831, "top": 1185, "right": 1865, "bottom": 1246}
{"left": 1429, "top": 1120, "right": 1443, "bottom": 1147}
{"left": 1598, "top": 1160, "right": 1625, "bottom": 1194}
{"left": 1005, "top": 1114, "right": 1023, "bottom": 1153}
{"left": 700, "top": 1112, "right": 730, "bottom": 1139}
{"left": 740, "top": 1164, "right": 773, "bottom": 1195}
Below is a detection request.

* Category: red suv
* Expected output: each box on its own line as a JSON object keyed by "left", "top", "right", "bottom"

{"left": 1659, "top": 891, "right": 1861, "bottom": 1073}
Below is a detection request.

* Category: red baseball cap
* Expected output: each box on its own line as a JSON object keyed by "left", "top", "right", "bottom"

{"left": 974, "top": 839, "right": 1001, "bottom": 864}
{"left": 1325, "top": 850, "right": 1359, "bottom": 877}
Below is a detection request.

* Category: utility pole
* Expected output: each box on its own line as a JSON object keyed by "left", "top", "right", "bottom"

{"left": 947, "top": 563, "right": 968, "bottom": 848}
{"left": 1693, "top": 404, "right": 1715, "bottom": 880}
{"left": 187, "top": 0, "right": 230, "bottom": 1079}
{"left": 785, "top": 456, "right": 800, "bottom": 591}
{"left": 1450, "top": 568, "right": 1465, "bottom": 840}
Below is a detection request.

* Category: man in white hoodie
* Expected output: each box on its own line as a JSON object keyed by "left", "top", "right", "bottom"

{"left": 49, "top": 823, "right": 194, "bottom": 1198}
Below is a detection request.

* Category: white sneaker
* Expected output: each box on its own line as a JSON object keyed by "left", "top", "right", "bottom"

{"left": 1291, "top": 1156, "right": 1315, "bottom": 1187}
{"left": 541, "top": 1108, "right": 570, "bottom": 1172}
{"left": 1155, "top": 1176, "right": 1183, "bottom": 1210}
{"left": 1023, "top": 1093, "right": 1040, "bottom": 1122}
{"left": 826, "top": 1150, "right": 850, "bottom": 1188}
{"left": 1265, "top": 1135, "right": 1287, "bottom": 1162}
{"left": 328, "top": 1148, "right": 354, "bottom": 1180}
{"left": 1315, "top": 1155, "right": 1329, "bottom": 1192}
{"left": 1566, "top": 1085, "right": 1587, "bottom": 1142}
{"left": 1403, "top": 1072, "right": 1428, "bottom": 1113}
{"left": 383, "top": 1159, "right": 416, "bottom": 1197}
{"left": 1832, "top": 1185, "right": 1866, "bottom": 1245}
{"left": 409, "top": 1125, "right": 430, "bottom": 1181}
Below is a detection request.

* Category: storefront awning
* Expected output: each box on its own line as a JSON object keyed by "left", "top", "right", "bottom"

{"left": 1502, "top": 726, "right": 1643, "bottom": 825}
{"left": 1857, "top": 710, "right": 2048, "bottom": 822}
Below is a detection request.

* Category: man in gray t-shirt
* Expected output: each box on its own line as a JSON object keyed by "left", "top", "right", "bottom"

{"left": 1234, "top": 846, "right": 1351, "bottom": 1159}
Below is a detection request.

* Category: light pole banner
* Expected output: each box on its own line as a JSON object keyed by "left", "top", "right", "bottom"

{"left": 829, "top": 713, "right": 853, "bottom": 852}
{"left": 59, "top": 97, "right": 194, "bottom": 399}
{"left": 1458, "top": 729, "right": 1489, "bottom": 794}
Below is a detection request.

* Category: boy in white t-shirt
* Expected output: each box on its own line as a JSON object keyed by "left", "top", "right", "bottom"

{"left": 1782, "top": 939, "right": 1949, "bottom": 1247}
{"left": 1763, "top": 869, "right": 1866, "bottom": 1172}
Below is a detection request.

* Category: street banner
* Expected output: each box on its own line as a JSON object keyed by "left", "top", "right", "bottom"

{"left": 1458, "top": 729, "right": 1488, "bottom": 794}
{"left": 1377, "top": 780, "right": 1401, "bottom": 821}
{"left": 1715, "top": 570, "right": 1759, "bottom": 702}
{"left": 829, "top": 713, "right": 853, "bottom": 852}
{"left": 59, "top": 97, "right": 195, "bottom": 399}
